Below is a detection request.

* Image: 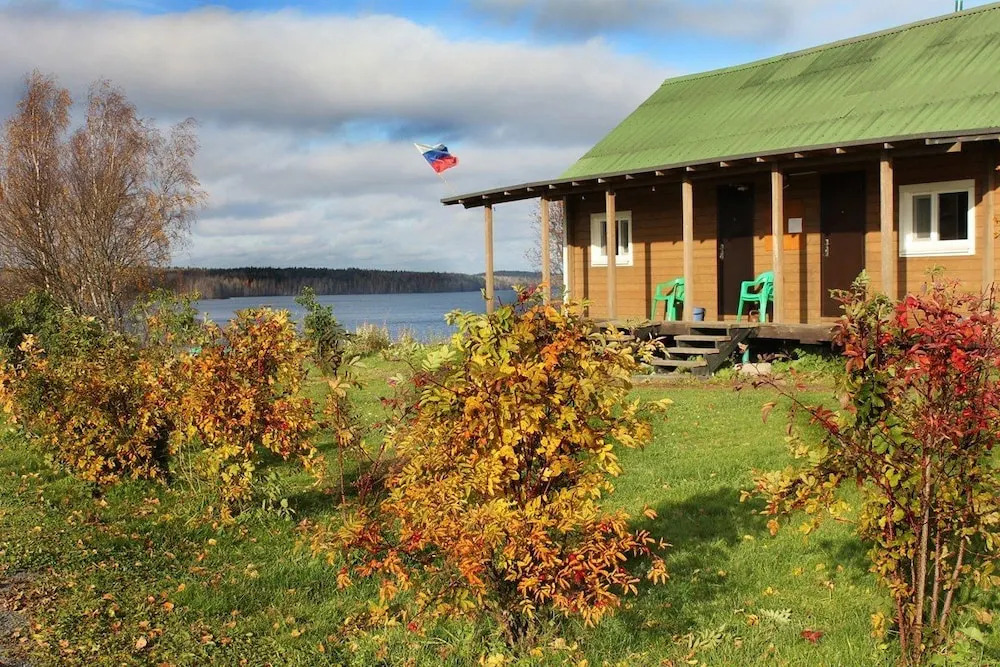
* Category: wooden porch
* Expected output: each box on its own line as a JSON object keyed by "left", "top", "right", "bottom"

{"left": 606, "top": 319, "right": 836, "bottom": 375}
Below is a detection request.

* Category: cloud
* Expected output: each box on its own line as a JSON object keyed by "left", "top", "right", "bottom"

{"left": 183, "top": 122, "right": 584, "bottom": 270}
{"left": 0, "top": 6, "right": 664, "bottom": 145}
{"left": 468, "top": 0, "right": 792, "bottom": 40}
{"left": 467, "top": 0, "right": 992, "bottom": 47}
{"left": 0, "top": 4, "right": 666, "bottom": 271}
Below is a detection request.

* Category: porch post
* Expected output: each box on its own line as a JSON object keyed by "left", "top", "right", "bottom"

{"left": 484, "top": 204, "right": 495, "bottom": 314}
{"left": 985, "top": 148, "right": 996, "bottom": 291}
{"left": 770, "top": 164, "right": 784, "bottom": 323}
{"left": 682, "top": 177, "right": 694, "bottom": 321}
{"left": 880, "top": 152, "right": 896, "bottom": 297}
{"left": 605, "top": 190, "right": 617, "bottom": 320}
{"left": 540, "top": 196, "right": 551, "bottom": 304}
{"left": 562, "top": 197, "right": 572, "bottom": 304}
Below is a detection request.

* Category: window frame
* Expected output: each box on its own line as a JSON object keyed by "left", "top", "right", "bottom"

{"left": 590, "top": 210, "right": 633, "bottom": 267}
{"left": 898, "top": 179, "right": 976, "bottom": 258}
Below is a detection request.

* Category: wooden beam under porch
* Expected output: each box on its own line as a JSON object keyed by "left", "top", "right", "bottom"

{"left": 605, "top": 319, "right": 837, "bottom": 345}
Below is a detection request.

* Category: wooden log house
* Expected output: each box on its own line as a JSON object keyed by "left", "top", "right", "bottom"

{"left": 443, "top": 4, "right": 1000, "bottom": 350}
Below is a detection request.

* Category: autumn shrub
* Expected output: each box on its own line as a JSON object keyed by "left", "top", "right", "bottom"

{"left": 0, "top": 318, "right": 175, "bottom": 486}
{"left": 294, "top": 287, "right": 346, "bottom": 374}
{"left": 0, "top": 290, "right": 107, "bottom": 366}
{"left": 132, "top": 288, "right": 206, "bottom": 352}
{"left": 309, "top": 292, "right": 669, "bottom": 643}
{"left": 750, "top": 278, "right": 1000, "bottom": 664}
{"left": 171, "top": 308, "right": 318, "bottom": 518}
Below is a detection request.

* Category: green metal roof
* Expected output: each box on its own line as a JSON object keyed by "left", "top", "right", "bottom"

{"left": 561, "top": 3, "right": 1000, "bottom": 180}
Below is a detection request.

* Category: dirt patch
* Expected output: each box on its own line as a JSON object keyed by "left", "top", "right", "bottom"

{"left": 0, "top": 572, "right": 32, "bottom": 667}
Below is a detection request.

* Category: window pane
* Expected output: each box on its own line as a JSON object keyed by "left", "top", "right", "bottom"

{"left": 617, "top": 219, "right": 629, "bottom": 256}
{"left": 913, "top": 195, "right": 932, "bottom": 239}
{"left": 938, "top": 191, "right": 969, "bottom": 241}
{"left": 598, "top": 221, "right": 607, "bottom": 256}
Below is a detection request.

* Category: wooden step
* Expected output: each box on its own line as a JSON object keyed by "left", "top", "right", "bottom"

{"left": 648, "top": 358, "right": 707, "bottom": 369}
{"left": 589, "top": 333, "right": 636, "bottom": 342}
{"left": 665, "top": 346, "right": 719, "bottom": 355}
{"left": 675, "top": 334, "right": 731, "bottom": 343}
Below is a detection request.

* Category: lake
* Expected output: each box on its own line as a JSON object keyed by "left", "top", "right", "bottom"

{"left": 195, "top": 289, "right": 518, "bottom": 341}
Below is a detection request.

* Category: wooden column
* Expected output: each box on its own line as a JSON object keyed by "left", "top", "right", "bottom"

{"left": 985, "top": 148, "right": 997, "bottom": 292}
{"left": 880, "top": 152, "right": 896, "bottom": 297}
{"left": 681, "top": 178, "right": 694, "bottom": 321}
{"left": 562, "top": 197, "right": 572, "bottom": 304}
{"left": 770, "top": 165, "right": 784, "bottom": 323}
{"left": 484, "top": 204, "right": 495, "bottom": 314}
{"left": 605, "top": 190, "right": 617, "bottom": 320}
{"left": 540, "top": 197, "right": 551, "bottom": 304}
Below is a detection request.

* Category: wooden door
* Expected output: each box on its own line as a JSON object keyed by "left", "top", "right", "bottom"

{"left": 820, "top": 171, "right": 867, "bottom": 317}
{"left": 717, "top": 184, "right": 755, "bottom": 317}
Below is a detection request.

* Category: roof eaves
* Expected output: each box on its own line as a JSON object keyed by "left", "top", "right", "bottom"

{"left": 442, "top": 127, "right": 1000, "bottom": 207}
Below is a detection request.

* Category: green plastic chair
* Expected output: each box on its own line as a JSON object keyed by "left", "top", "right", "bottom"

{"left": 737, "top": 271, "right": 774, "bottom": 323}
{"left": 650, "top": 277, "right": 685, "bottom": 321}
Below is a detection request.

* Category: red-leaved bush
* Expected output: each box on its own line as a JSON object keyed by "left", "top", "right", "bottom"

{"left": 751, "top": 278, "right": 1000, "bottom": 663}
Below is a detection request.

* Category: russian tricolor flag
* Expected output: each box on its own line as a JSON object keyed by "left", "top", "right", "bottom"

{"left": 415, "top": 143, "right": 459, "bottom": 174}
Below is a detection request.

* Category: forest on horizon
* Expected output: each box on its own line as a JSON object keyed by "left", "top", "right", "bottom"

{"left": 156, "top": 267, "right": 546, "bottom": 299}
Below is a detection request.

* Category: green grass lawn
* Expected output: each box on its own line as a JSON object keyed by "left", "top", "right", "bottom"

{"left": 0, "top": 357, "right": 984, "bottom": 665}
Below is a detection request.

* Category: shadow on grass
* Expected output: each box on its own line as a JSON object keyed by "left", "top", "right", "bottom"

{"left": 284, "top": 454, "right": 399, "bottom": 519}
{"left": 814, "top": 534, "right": 871, "bottom": 577}
{"left": 619, "top": 486, "right": 769, "bottom": 633}
{"left": 287, "top": 486, "right": 341, "bottom": 518}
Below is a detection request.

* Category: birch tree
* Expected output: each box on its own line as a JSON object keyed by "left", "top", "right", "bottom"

{"left": 0, "top": 72, "right": 204, "bottom": 325}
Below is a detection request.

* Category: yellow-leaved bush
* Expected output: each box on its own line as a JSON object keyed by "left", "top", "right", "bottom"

{"left": 308, "top": 291, "right": 670, "bottom": 642}
{"left": 0, "top": 328, "right": 175, "bottom": 486}
{"left": 171, "top": 309, "right": 319, "bottom": 517}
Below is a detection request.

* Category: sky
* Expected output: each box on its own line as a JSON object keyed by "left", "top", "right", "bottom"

{"left": 0, "top": 0, "right": 989, "bottom": 271}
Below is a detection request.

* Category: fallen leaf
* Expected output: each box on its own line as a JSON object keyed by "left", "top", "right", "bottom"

{"left": 974, "top": 607, "right": 994, "bottom": 625}
{"left": 135, "top": 636, "right": 148, "bottom": 650}
{"left": 800, "top": 629, "right": 823, "bottom": 644}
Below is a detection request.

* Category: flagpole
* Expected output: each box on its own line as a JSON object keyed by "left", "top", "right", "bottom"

{"left": 436, "top": 171, "right": 456, "bottom": 197}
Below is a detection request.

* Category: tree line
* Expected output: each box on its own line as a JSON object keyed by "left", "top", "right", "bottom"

{"left": 156, "top": 267, "right": 544, "bottom": 299}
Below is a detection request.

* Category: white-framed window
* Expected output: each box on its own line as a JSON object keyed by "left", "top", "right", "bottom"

{"left": 899, "top": 179, "right": 976, "bottom": 257}
{"left": 590, "top": 211, "right": 633, "bottom": 266}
